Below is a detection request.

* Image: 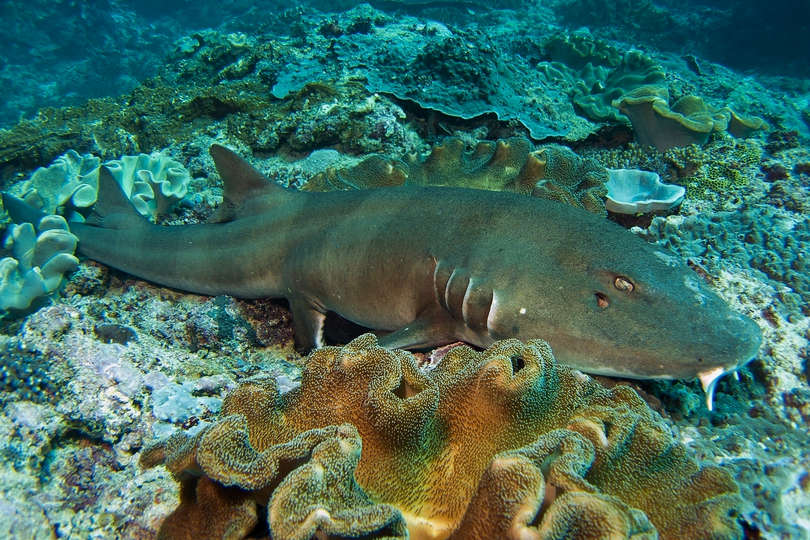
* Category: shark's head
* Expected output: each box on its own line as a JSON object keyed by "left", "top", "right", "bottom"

{"left": 488, "top": 209, "right": 762, "bottom": 408}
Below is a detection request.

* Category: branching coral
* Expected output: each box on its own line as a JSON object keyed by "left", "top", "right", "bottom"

{"left": 142, "top": 334, "right": 742, "bottom": 540}
{"left": 0, "top": 214, "right": 78, "bottom": 311}
{"left": 304, "top": 137, "right": 609, "bottom": 214}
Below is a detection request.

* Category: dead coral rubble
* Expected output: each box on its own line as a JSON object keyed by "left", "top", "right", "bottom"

{"left": 143, "top": 334, "right": 742, "bottom": 540}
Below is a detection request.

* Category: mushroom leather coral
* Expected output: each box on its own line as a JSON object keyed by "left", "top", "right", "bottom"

{"left": 142, "top": 334, "right": 742, "bottom": 540}
{"left": 304, "top": 137, "right": 608, "bottom": 214}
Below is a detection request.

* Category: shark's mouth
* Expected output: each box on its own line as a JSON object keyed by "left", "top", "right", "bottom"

{"left": 698, "top": 366, "right": 727, "bottom": 412}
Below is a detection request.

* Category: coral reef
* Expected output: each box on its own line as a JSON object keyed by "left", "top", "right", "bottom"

{"left": 305, "top": 137, "right": 609, "bottom": 214}
{"left": 270, "top": 5, "right": 585, "bottom": 139}
{"left": 17, "top": 150, "right": 100, "bottom": 214}
{"left": 572, "top": 50, "right": 666, "bottom": 124}
{"left": 0, "top": 2, "right": 808, "bottom": 539}
{"left": 537, "top": 33, "right": 667, "bottom": 125}
{"left": 103, "top": 153, "right": 190, "bottom": 219}
{"left": 143, "top": 334, "right": 742, "bottom": 540}
{"left": 531, "top": 144, "right": 608, "bottom": 214}
{"left": 589, "top": 137, "right": 763, "bottom": 200}
{"left": 0, "top": 215, "right": 78, "bottom": 311}
{"left": 640, "top": 204, "right": 809, "bottom": 318}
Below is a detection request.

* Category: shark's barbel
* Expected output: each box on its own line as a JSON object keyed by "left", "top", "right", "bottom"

{"left": 3, "top": 145, "right": 762, "bottom": 408}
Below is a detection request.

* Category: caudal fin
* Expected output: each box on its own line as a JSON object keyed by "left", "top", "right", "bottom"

{"left": 83, "top": 166, "right": 146, "bottom": 229}
{"left": 2, "top": 192, "right": 47, "bottom": 226}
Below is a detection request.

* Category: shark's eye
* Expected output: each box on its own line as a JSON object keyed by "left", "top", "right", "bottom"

{"left": 595, "top": 292, "right": 609, "bottom": 308}
{"left": 613, "top": 276, "right": 634, "bottom": 292}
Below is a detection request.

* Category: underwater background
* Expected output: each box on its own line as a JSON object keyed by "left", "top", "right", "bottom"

{"left": 0, "top": 0, "right": 809, "bottom": 538}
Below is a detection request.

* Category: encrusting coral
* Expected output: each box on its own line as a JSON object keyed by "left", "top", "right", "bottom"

{"left": 142, "top": 334, "right": 742, "bottom": 540}
{"left": 304, "top": 137, "right": 609, "bottom": 214}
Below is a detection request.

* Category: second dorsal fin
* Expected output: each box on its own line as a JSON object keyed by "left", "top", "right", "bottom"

{"left": 209, "top": 144, "right": 296, "bottom": 222}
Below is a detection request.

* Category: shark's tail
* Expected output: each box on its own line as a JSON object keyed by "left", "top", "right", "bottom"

{"left": 2, "top": 192, "right": 47, "bottom": 226}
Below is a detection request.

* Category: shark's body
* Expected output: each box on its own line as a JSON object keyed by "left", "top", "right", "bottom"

{"left": 4, "top": 145, "right": 761, "bottom": 406}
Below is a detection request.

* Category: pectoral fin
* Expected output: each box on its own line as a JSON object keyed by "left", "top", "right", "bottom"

{"left": 289, "top": 297, "right": 326, "bottom": 352}
{"left": 377, "top": 308, "right": 459, "bottom": 350}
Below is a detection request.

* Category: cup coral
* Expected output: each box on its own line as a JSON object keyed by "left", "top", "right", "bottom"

{"left": 606, "top": 168, "right": 685, "bottom": 214}
{"left": 142, "top": 334, "right": 742, "bottom": 540}
{"left": 613, "top": 87, "right": 767, "bottom": 151}
{"left": 612, "top": 86, "right": 729, "bottom": 151}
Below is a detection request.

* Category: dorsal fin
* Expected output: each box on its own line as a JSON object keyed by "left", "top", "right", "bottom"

{"left": 84, "top": 166, "right": 146, "bottom": 229}
{"left": 209, "top": 144, "right": 294, "bottom": 223}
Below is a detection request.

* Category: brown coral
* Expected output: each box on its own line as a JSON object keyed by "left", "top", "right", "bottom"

{"left": 143, "top": 335, "right": 741, "bottom": 540}
{"left": 613, "top": 87, "right": 767, "bottom": 152}
{"left": 303, "top": 137, "right": 609, "bottom": 214}
{"left": 613, "top": 86, "right": 730, "bottom": 151}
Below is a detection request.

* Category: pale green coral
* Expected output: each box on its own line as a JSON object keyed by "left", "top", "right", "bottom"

{"left": 20, "top": 151, "right": 191, "bottom": 221}
{"left": 613, "top": 87, "right": 768, "bottom": 151}
{"left": 537, "top": 32, "right": 666, "bottom": 125}
{"left": 572, "top": 50, "right": 666, "bottom": 123}
{"left": 21, "top": 150, "right": 100, "bottom": 215}
{"left": 104, "top": 153, "right": 191, "bottom": 219}
{"left": 0, "top": 215, "right": 78, "bottom": 311}
{"left": 540, "top": 30, "right": 623, "bottom": 70}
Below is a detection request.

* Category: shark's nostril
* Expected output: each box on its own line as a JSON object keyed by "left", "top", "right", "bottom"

{"left": 595, "top": 292, "right": 609, "bottom": 308}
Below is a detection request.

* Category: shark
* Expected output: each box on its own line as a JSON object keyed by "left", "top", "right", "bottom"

{"left": 2, "top": 145, "right": 762, "bottom": 409}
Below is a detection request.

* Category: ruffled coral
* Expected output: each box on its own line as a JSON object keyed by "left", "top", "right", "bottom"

{"left": 612, "top": 86, "right": 729, "bottom": 151}
{"left": 143, "top": 334, "right": 742, "bottom": 540}
{"left": 613, "top": 87, "right": 767, "bottom": 152}
{"left": 304, "top": 137, "right": 609, "bottom": 214}
{"left": 20, "top": 150, "right": 191, "bottom": 221}
{"left": 0, "top": 214, "right": 78, "bottom": 311}
{"left": 572, "top": 50, "right": 666, "bottom": 124}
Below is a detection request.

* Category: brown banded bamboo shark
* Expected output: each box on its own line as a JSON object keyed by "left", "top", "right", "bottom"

{"left": 3, "top": 145, "right": 762, "bottom": 409}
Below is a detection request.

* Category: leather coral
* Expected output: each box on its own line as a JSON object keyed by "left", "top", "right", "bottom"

{"left": 142, "top": 334, "right": 742, "bottom": 540}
